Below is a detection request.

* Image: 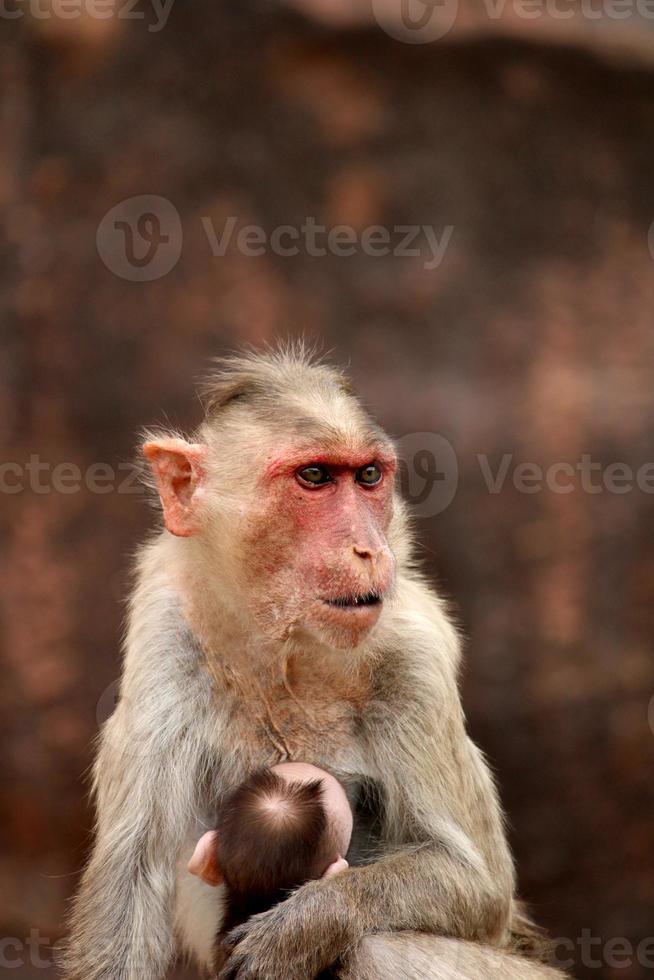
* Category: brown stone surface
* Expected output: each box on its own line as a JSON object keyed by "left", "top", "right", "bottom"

{"left": 1, "top": 6, "right": 653, "bottom": 979}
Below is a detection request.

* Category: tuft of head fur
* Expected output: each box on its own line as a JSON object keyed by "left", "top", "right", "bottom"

{"left": 196, "top": 343, "right": 388, "bottom": 461}
{"left": 215, "top": 767, "right": 336, "bottom": 898}
{"left": 200, "top": 342, "right": 353, "bottom": 419}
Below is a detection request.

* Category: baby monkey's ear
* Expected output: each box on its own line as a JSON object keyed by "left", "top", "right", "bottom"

{"left": 188, "top": 830, "right": 223, "bottom": 886}
{"left": 322, "top": 856, "right": 349, "bottom": 878}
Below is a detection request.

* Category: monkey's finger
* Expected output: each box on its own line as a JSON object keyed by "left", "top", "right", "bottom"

{"left": 222, "top": 923, "right": 250, "bottom": 953}
{"left": 217, "top": 952, "right": 247, "bottom": 980}
{"left": 323, "top": 855, "right": 349, "bottom": 878}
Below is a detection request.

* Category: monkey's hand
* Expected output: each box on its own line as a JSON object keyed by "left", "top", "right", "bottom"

{"left": 219, "top": 878, "right": 358, "bottom": 980}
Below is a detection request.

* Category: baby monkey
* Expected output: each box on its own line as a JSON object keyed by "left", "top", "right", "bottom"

{"left": 188, "top": 763, "right": 353, "bottom": 973}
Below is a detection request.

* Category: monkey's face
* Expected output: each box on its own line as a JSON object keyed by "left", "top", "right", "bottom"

{"left": 143, "top": 428, "right": 398, "bottom": 651}
{"left": 238, "top": 443, "right": 398, "bottom": 650}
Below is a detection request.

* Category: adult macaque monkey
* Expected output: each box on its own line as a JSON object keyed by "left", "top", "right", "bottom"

{"left": 62, "top": 347, "right": 567, "bottom": 980}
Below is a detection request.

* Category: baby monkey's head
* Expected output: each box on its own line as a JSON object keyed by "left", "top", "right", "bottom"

{"left": 216, "top": 763, "right": 353, "bottom": 899}
{"left": 189, "top": 762, "right": 353, "bottom": 970}
{"left": 187, "top": 762, "right": 353, "bottom": 967}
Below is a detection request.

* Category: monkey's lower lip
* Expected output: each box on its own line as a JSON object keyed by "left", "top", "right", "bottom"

{"left": 323, "top": 592, "right": 382, "bottom": 609}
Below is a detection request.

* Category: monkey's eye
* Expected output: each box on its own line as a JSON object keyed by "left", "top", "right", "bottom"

{"left": 296, "top": 464, "right": 332, "bottom": 486}
{"left": 356, "top": 463, "right": 382, "bottom": 486}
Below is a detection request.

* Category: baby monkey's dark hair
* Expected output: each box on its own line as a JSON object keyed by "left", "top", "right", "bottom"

{"left": 215, "top": 768, "right": 337, "bottom": 938}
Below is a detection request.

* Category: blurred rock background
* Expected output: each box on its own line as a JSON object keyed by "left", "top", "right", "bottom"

{"left": 1, "top": 2, "right": 653, "bottom": 978}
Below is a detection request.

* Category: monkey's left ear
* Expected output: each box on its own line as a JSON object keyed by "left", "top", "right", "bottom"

{"left": 142, "top": 437, "right": 208, "bottom": 537}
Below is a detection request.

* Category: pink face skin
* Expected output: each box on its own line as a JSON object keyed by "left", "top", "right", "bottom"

{"left": 188, "top": 763, "right": 353, "bottom": 886}
{"left": 241, "top": 444, "right": 397, "bottom": 648}
{"left": 145, "top": 435, "right": 398, "bottom": 650}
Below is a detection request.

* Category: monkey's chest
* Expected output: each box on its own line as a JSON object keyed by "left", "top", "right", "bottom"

{"left": 221, "top": 665, "right": 371, "bottom": 774}
{"left": 229, "top": 688, "right": 365, "bottom": 768}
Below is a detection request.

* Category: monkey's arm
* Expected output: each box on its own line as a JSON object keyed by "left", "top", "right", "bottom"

{"left": 317, "top": 711, "right": 515, "bottom": 944}
{"left": 60, "top": 699, "right": 204, "bottom": 980}
{"left": 60, "top": 587, "right": 217, "bottom": 980}
{"left": 221, "top": 747, "right": 511, "bottom": 980}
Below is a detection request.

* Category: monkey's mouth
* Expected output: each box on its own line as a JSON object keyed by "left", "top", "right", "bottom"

{"left": 323, "top": 591, "right": 382, "bottom": 609}
{"left": 315, "top": 590, "right": 385, "bottom": 643}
